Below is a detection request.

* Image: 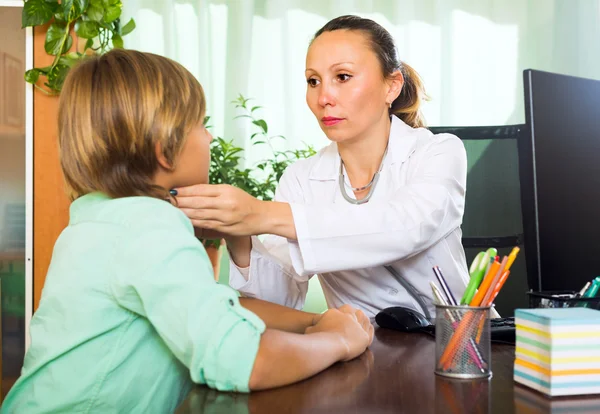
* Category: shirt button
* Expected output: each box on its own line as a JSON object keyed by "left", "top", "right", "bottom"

{"left": 228, "top": 299, "right": 235, "bottom": 306}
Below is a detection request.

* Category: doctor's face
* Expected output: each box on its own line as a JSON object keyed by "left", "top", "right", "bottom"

{"left": 305, "top": 30, "right": 392, "bottom": 144}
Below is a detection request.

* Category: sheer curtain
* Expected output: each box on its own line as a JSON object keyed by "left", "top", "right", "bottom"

{"left": 122, "top": 0, "right": 600, "bottom": 166}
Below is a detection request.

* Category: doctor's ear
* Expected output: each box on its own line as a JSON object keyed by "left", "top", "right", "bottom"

{"left": 386, "top": 70, "right": 404, "bottom": 106}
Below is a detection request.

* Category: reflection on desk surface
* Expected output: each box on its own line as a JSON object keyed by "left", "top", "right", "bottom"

{"left": 178, "top": 350, "right": 374, "bottom": 414}
{"left": 177, "top": 328, "right": 599, "bottom": 414}
{"left": 514, "top": 384, "right": 600, "bottom": 414}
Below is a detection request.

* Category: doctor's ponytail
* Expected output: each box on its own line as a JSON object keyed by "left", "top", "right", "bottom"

{"left": 313, "top": 15, "right": 428, "bottom": 129}
{"left": 392, "top": 61, "right": 428, "bottom": 129}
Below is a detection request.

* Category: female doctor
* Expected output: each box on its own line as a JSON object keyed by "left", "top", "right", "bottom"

{"left": 174, "top": 15, "right": 469, "bottom": 319}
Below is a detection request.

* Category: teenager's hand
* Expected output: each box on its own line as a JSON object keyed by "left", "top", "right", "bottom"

{"left": 305, "top": 307, "right": 371, "bottom": 361}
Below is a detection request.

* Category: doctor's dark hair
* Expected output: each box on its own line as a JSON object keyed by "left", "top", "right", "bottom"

{"left": 312, "top": 15, "right": 427, "bottom": 128}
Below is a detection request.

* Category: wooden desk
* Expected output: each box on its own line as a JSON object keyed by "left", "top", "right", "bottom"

{"left": 177, "top": 328, "right": 600, "bottom": 414}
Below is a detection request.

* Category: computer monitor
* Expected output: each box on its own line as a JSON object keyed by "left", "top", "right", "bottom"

{"left": 520, "top": 69, "right": 600, "bottom": 292}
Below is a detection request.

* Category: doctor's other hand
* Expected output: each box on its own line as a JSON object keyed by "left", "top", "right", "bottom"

{"left": 305, "top": 307, "right": 372, "bottom": 362}
{"left": 173, "top": 184, "right": 296, "bottom": 239}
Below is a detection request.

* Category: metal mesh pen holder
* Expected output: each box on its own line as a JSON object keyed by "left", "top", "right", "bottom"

{"left": 434, "top": 304, "right": 492, "bottom": 379}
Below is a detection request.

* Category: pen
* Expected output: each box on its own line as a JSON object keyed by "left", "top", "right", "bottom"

{"left": 583, "top": 277, "right": 600, "bottom": 298}
{"left": 430, "top": 282, "right": 486, "bottom": 372}
{"left": 504, "top": 247, "right": 520, "bottom": 272}
{"left": 483, "top": 248, "right": 497, "bottom": 277}
{"left": 576, "top": 281, "right": 591, "bottom": 298}
{"left": 433, "top": 266, "right": 457, "bottom": 306}
{"left": 442, "top": 257, "right": 509, "bottom": 369}
{"left": 430, "top": 281, "right": 448, "bottom": 306}
{"left": 487, "top": 270, "right": 510, "bottom": 305}
{"left": 461, "top": 251, "right": 489, "bottom": 305}
{"left": 469, "top": 259, "right": 501, "bottom": 306}
{"left": 481, "top": 256, "right": 508, "bottom": 306}
{"left": 476, "top": 269, "right": 511, "bottom": 343}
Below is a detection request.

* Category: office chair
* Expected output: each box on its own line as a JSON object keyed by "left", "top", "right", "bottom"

{"left": 429, "top": 125, "right": 529, "bottom": 315}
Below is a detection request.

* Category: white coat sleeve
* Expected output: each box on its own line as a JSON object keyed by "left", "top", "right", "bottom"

{"left": 288, "top": 134, "right": 467, "bottom": 277}
{"left": 228, "top": 170, "right": 310, "bottom": 309}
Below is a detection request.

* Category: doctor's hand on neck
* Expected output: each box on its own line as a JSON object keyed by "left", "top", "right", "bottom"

{"left": 173, "top": 183, "right": 297, "bottom": 239}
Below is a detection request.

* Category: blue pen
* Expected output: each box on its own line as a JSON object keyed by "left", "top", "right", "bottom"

{"left": 433, "top": 266, "right": 457, "bottom": 306}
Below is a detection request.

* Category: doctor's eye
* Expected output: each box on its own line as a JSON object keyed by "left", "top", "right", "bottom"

{"left": 337, "top": 73, "right": 352, "bottom": 82}
{"left": 307, "top": 78, "right": 320, "bottom": 87}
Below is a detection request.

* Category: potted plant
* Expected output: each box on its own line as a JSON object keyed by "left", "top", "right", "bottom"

{"left": 202, "top": 95, "right": 316, "bottom": 280}
{"left": 22, "top": 0, "right": 135, "bottom": 94}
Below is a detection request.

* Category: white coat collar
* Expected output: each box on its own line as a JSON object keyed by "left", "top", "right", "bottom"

{"left": 308, "top": 115, "right": 420, "bottom": 181}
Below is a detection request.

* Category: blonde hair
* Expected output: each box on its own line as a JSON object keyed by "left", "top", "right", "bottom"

{"left": 58, "top": 48, "right": 206, "bottom": 201}
{"left": 313, "top": 15, "right": 428, "bottom": 128}
{"left": 392, "top": 61, "right": 428, "bottom": 128}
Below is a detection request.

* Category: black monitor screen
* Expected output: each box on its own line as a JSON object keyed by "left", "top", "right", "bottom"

{"left": 522, "top": 69, "right": 600, "bottom": 291}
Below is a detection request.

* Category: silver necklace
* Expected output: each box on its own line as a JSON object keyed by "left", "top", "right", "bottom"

{"left": 339, "top": 145, "right": 388, "bottom": 205}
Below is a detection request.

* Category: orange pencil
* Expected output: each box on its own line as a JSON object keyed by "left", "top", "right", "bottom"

{"left": 481, "top": 256, "right": 508, "bottom": 306}
{"left": 439, "top": 311, "right": 477, "bottom": 370}
{"left": 469, "top": 259, "right": 501, "bottom": 306}
{"left": 475, "top": 269, "right": 511, "bottom": 343}
{"left": 487, "top": 269, "right": 511, "bottom": 305}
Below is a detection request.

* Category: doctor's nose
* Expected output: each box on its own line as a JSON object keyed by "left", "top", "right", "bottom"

{"left": 317, "top": 85, "right": 336, "bottom": 108}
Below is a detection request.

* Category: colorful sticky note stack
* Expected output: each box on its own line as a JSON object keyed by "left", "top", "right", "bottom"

{"left": 514, "top": 308, "right": 600, "bottom": 397}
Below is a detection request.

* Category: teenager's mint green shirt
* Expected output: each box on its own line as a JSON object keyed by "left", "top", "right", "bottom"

{"left": 2, "top": 193, "right": 265, "bottom": 414}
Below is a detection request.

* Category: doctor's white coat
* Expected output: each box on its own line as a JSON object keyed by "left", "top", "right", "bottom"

{"left": 229, "top": 116, "right": 469, "bottom": 318}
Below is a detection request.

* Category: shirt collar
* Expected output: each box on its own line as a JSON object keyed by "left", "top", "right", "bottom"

{"left": 308, "top": 115, "right": 420, "bottom": 181}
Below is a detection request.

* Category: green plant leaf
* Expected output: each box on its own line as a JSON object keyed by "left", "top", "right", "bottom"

{"left": 251, "top": 105, "right": 262, "bottom": 112}
{"left": 121, "top": 18, "right": 135, "bottom": 35}
{"left": 58, "top": 53, "right": 80, "bottom": 67}
{"left": 84, "top": 38, "right": 94, "bottom": 51}
{"left": 62, "top": 0, "right": 88, "bottom": 21}
{"left": 22, "top": 0, "right": 54, "bottom": 28}
{"left": 75, "top": 20, "right": 99, "bottom": 39}
{"left": 252, "top": 119, "right": 268, "bottom": 134}
{"left": 53, "top": 11, "right": 66, "bottom": 24}
{"left": 24, "top": 68, "right": 41, "bottom": 84}
{"left": 76, "top": 0, "right": 90, "bottom": 11}
{"left": 252, "top": 141, "right": 266, "bottom": 145}
{"left": 111, "top": 34, "right": 123, "bottom": 48}
{"left": 61, "top": 0, "right": 73, "bottom": 18}
{"left": 46, "top": 64, "right": 70, "bottom": 92}
{"left": 87, "top": 3, "right": 104, "bottom": 21}
{"left": 44, "top": 23, "right": 68, "bottom": 56}
{"left": 61, "top": 34, "right": 73, "bottom": 54}
{"left": 201, "top": 238, "right": 223, "bottom": 249}
{"left": 103, "top": 4, "right": 121, "bottom": 23}
{"left": 234, "top": 114, "right": 253, "bottom": 120}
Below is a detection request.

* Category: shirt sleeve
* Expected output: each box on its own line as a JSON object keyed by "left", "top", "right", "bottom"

{"left": 228, "top": 168, "right": 311, "bottom": 308}
{"left": 110, "top": 221, "right": 265, "bottom": 393}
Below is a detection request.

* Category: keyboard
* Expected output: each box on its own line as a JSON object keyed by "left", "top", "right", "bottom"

{"left": 417, "top": 317, "right": 515, "bottom": 344}
{"left": 490, "top": 317, "right": 515, "bottom": 344}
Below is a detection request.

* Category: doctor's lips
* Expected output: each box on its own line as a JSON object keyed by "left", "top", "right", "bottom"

{"left": 321, "top": 116, "right": 344, "bottom": 126}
